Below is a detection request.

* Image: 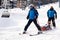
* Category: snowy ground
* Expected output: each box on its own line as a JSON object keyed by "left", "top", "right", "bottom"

{"left": 0, "top": 2, "right": 60, "bottom": 40}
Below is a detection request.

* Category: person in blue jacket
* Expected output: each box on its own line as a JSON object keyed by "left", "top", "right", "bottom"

{"left": 47, "top": 6, "right": 57, "bottom": 29}
{"left": 23, "top": 4, "right": 42, "bottom": 34}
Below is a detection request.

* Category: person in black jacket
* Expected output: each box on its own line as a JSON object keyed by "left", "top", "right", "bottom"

{"left": 23, "top": 4, "right": 42, "bottom": 34}
{"left": 0, "top": 0, "right": 1, "bottom": 8}
{"left": 58, "top": 0, "right": 60, "bottom": 7}
{"left": 0, "top": 0, "right": 1, "bottom": 6}
{"left": 10, "top": 0, "right": 14, "bottom": 8}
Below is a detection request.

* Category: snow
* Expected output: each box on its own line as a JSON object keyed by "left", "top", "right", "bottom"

{"left": 0, "top": 2, "right": 60, "bottom": 40}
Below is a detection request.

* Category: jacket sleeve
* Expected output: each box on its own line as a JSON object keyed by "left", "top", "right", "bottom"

{"left": 35, "top": 10, "right": 39, "bottom": 19}
{"left": 54, "top": 10, "right": 57, "bottom": 19}
{"left": 27, "top": 11, "right": 30, "bottom": 19}
{"left": 47, "top": 10, "right": 49, "bottom": 18}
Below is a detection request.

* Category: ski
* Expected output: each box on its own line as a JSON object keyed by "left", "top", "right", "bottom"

{"left": 29, "top": 33, "right": 42, "bottom": 36}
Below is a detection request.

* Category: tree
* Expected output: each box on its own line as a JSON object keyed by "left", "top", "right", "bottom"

{"left": 59, "top": 0, "right": 60, "bottom": 7}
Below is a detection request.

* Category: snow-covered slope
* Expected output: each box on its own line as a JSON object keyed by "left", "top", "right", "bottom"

{"left": 0, "top": 2, "right": 60, "bottom": 40}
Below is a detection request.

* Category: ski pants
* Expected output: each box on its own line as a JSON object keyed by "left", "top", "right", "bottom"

{"left": 48, "top": 17, "right": 56, "bottom": 27}
{"left": 24, "top": 19, "right": 41, "bottom": 31}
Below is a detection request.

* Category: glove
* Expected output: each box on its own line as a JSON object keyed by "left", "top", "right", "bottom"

{"left": 55, "top": 16, "right": 57, "bottom": 19}
{"left": 35, "top": 16, "right": 38, "bottom": 19}
{"left": 27, "top": 16, "right": 29, "bottom": 19}
{"left": 26, "top": 15, "right": 29, "bottom": 19}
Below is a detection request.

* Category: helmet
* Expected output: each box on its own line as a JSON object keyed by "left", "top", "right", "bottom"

{"left": 30, "top": 4, "right": 34, "bottom": 7}
{"left": 29, "top": 4, "right": 35, "bottom": 8}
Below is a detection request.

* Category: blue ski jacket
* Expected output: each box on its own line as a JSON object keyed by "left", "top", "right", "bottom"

{"left": 47, "top": 9, "right": 57, "bottom": 18}
{"left": 27, "top": 7, "right": 39, "bottom": 20}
